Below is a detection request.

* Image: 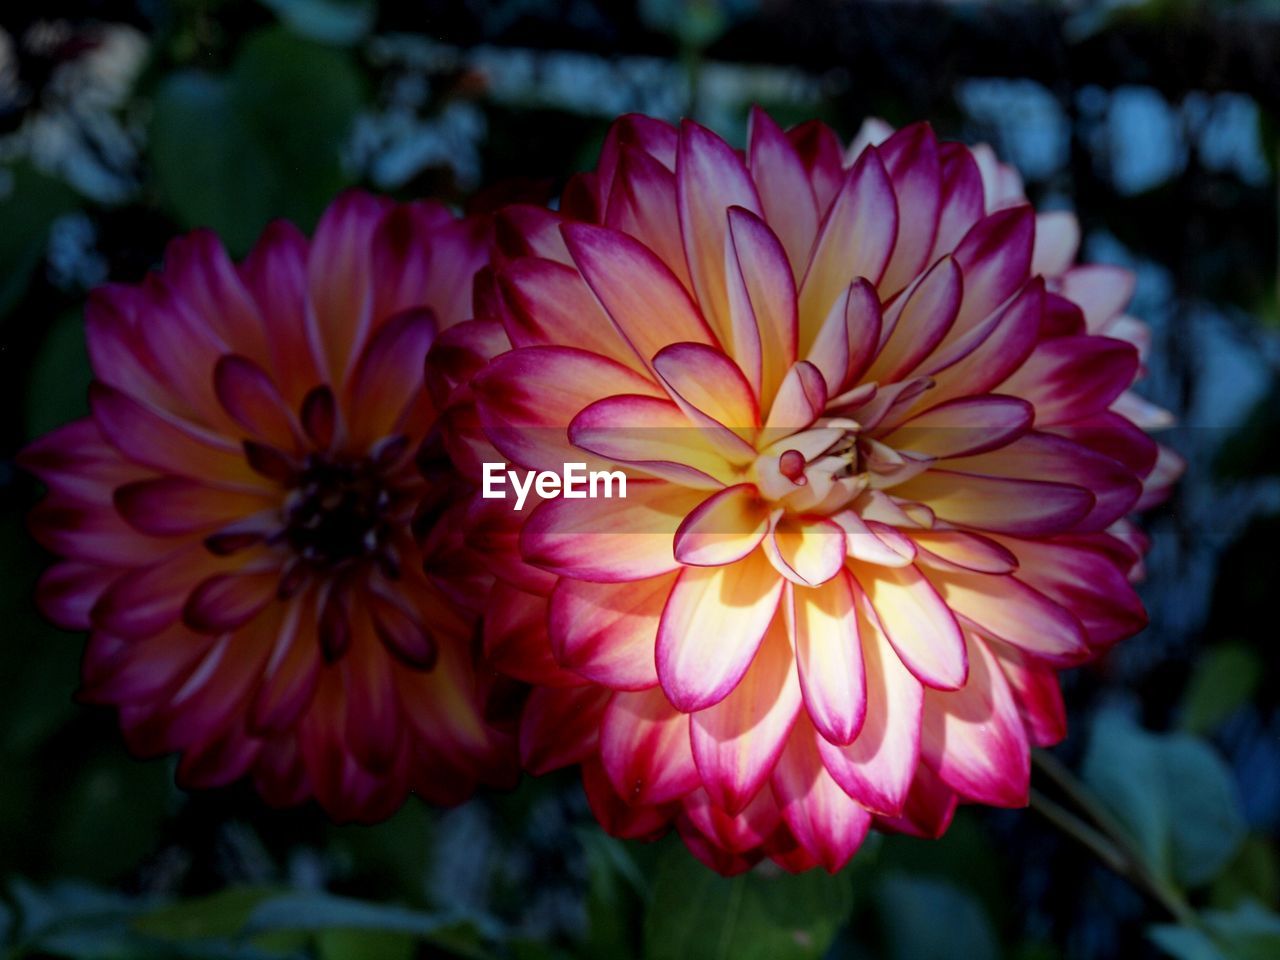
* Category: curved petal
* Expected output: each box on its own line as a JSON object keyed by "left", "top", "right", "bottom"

{"left": 818, "top": 591, "right": 924, "bottom": 815}
{"left": 673, "top": 484, "right": 771, "bottom": 567}
{"left": 657, "top": 551, "right": 785, "bottom": 711}
{"left": 548, "top": 573, "right": 673, "bottom": 689}
{"left": 690, "top": 616, "right": 801, "bottom": 813}
{"left": 920, "top": 633, "right": 1030, "bottom": 807}
{"left": 787, "top": 571, "right": 867, "bottom": 745}
{"left": 600, "top": 687, "right": 700, "bottom": 805}
{"left": 521, "top": 480, "right": 699, "bottom": 582}
{"left": 855, "top": 563, "right": 967, "bottom": 690}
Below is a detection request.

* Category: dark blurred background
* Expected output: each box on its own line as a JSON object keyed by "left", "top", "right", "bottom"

{"left": 1, "top": 2, "right": 1278, "bottom": 958}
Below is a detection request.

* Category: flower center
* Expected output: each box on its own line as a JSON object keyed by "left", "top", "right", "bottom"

{"left": 283, "top": 453, "right": 396, "bottom": 571}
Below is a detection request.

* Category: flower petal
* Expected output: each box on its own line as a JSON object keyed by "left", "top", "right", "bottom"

{"left": 818, "top": 593, "right": 924, "bottom": 815}
{"left": 920, "top": 633, "right": 1030, "bottom": 807}
{"left": 562, "top": 222, "right": 715, "bottom": 370}
{"left": 601, "top": 687, "right": 700, "bottom": 805}
{"left": 855, "top": 563, "right": 967, "bottom": 690}
{"left": 657, "top": 551, "right": 785, "bottom": 711}
{"left": 677, "top": 119, "right": 764, "bottom": 344}
{"left": 748, "top": 107, "right": 819, "bottom": 280}
{"left": 798, "top": 146, "right": 897, "bottom": 350}
{"left": 690, "top": 616, "right": 801, "bottom": 813}
{"left": 772, "top": 715, "right": 873, "bottom": 872}
{"left": 521, "top": 480, "right": 699, "bottom": 582}
{"left": 673, "top": 484, "right": 771, "bottom": 567}
{"left": 548, "top": 574, "right": 672, "bottom": 689}
{"left": 787, "top": 571, "right": 867, "bottom": 745}
{"left": 473, "top": 345, "right": 664, "bottom": 473}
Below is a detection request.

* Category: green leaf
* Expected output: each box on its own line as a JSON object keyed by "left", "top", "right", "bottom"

{"left": 1148, "top": 924, "right": 1228, "bottom": 960}
{"left": 580, "top": 829, "right": 647, "bottom": 960}
{"left": 49, "top": 752, "right": 173, "bottom": 881}
{"left": 257, "top": 0, "right": 376, "bottom": 45}
{"left": 24, "top": 309, "right": 93, "bottom": 439}
{"left": 1204, "top": 900, "right": 1280, "bottom": 960}
{"left": 242, "top": 892, "right": 495, "bottom": 957}
{"left": 315, "top": 929, "right": 415, "bottom": 960}
{"left": 1180, "top": 644, "right": 1262, "bottom": 734}
{"left": 1211, "top": 836, "right": 1280, "bottom": 910}
{"left": 1083, "top": 712, "right": 1247, "bottom": 889}
{"left": 133, "top": 888, "right": 281, "bottom": 940}
{"left": 0, "top": 164, "right": 78, "bottom": 318}
{"left": 874, "top": 873, "right": 999, "bottom": 960}
{"left": 642, "top": 842, "right": 852, "bottom": 960}
{"left": 150, "top": 28, "right": 363, "bottom": 256}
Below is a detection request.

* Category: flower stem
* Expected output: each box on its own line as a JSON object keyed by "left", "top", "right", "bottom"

{"left": 1030, "top": 750, "right": 1198, "bottom": 927}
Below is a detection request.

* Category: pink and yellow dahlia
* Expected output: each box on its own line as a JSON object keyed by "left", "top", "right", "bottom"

{"left": 22, "top": 192, "right": 516, "bottom": 821}
{"left": 437, "top": 111, "right": 1180, "bottom": 872}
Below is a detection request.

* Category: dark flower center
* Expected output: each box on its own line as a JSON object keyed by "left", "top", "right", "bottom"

{"left": 283, "top": 453, "right": 395, "bottom": 570}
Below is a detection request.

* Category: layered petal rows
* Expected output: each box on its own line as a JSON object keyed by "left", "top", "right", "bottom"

{"left": 438, "top": 111, "right": 1180, "bottom": 872}
{"left": 23, "top": 193, "right": 516, "bottom": 821}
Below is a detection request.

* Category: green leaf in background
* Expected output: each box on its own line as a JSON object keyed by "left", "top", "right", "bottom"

{"left": 315, "top": 929, "right": 415, "bottom": 960}
{"left": 0, "top": 164, "right": 78, "bottom": 319}
{"left": 1204, "top": 900, "right": 1280, "bottom": 960}
{"left": 642, "top": 842, "right": 852, "bottom": 960}
{"left": 50, "top": 751, "right": 174, "bottom": 881}
{"left": 1148, "top": 924, "right": 1227, "bottom": 960}
{"left": 257, "top": 0, "right": 376, "bottom": 45}
{"left": 243, "top": 891, "right": 495, "bottom": 958}
{"left": 150, "top": 28, "right": 364, "bottom": 256}
{"left": 579, "top": 829, "right": 647, "bottom": 960}
{"left": 24, "top": 309, "right": 94, "bottom": 440}
{"left": 133, "top": 887, "right": 281, "bottom": 941}
{"left": 1180, "top": 644, "right": 1262, "bottom": 734}
{"left": 1150, "top": 901, "right": 1280, "bottom": 960}
{"left": 873, "top": 873, "right": 1000, "bottom": 960}
{"left": 1083, "top": 711, "right": 1247, "bottom": 889}
{"left": 1211, "top": 836, "right": 1279, "bottom": 910}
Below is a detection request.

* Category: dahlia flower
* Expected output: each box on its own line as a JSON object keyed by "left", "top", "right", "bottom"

{"left": 438, "top": 111, "right": 1180, "bottom": 872}
{"left": 22, "top": 192, "right": 516, "bottom": 821}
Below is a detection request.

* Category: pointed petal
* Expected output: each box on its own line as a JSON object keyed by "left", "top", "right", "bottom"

{"left": 885, "top": 394, "right": 1033, "bottom": 460}
{"left": 673, "top": 483, "right": 771, "bottom": 567}
{"left": 677, "top": 120, "right": 764, "bottom": 344}
{"left": 521, "top": 480, "right": 701, "bottom": 582}
{"left": 563, "top": 221, "right": 716, "bottom": 368}
{"left": 724, "top": 207, "right": 802, "bottom": 410}
{"left": 926, "top": 567, "right": 1088, "bottom": 662}
{"left": 921, "top": 633, "right": 1030, "bottom": 807}
{"left": 798, "top": 147, "right": 898, "bottom": 351}
{"left": 772, "top": 716, "right": 873, "bottom": 872}
{"left": 568, "top": 394, "right": 735, "bottom": 487}
{"left": 787, "top": 571, "right": 867, "bottom": 745}
{"left": 601, "top": 687, "right": 700, "bottom": 805}
{"left": 950, "top": 205, "right": 1035, "bottom": 335}
{"left": 866, "top": 256, "right": 962, "bottom": 383}
{"left": 856, "top": 563, "right": 967, "bottom": 690}
{"left": 878, "top": 122, "right": 942, "bottom": 294}
{"left": 818, "top": 592, "right": 924, "bottom": 815}
{"left": 748, "top": 107, "right": 819, "bottom": 280}
{"left": 690, "top": 617, "right": 802, "bottom": 812}
{"left": 473, "top": 345, "right": 664, "bottom": 473}
{"left": 657, "top": 551, "right": 785, "bottom": 711}
{"left": 548, "top": 574, "right": 672, "bottom": 689}
{"left": 497, "top": 256, "right": 641, "bottom": 372}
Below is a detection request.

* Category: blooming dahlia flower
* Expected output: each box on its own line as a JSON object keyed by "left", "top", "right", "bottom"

{"left": 434, "top": 111, "right": 1180, "bottom": 872}
{"left": 22, "top": 192, "right": 516, "bottom": 821}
